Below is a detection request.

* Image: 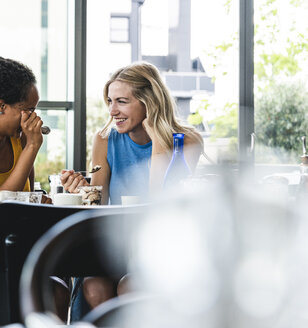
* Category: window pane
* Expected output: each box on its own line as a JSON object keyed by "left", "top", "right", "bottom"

{"left": 254, "top": 0, "right": 308, "bottom": 165}
{"left": 110, "top": 16, "right": 130, "bottom": 43}
{"left": 87, "top": 0, "right": 132, "bottom": 167}
{"left": 34, "top": 109, "right": 67, "bottom": 192}
{"left": 87, "top": 0, "right": 239, "bottom": 168}
{"left": 141, "top": 0, "right": 169, "bottom": 56}
{"left": 0, "top": 0, "right": 73, "bottom": 101}
{"left": 140, "top": 0, "right": 239, "bottom": 166}
{"left": 190, "top": 0, "right": 239, "bottom": 166}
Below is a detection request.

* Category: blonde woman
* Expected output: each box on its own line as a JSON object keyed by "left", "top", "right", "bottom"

{"left": 62, "top": 62, "right": 204, "bottom": 320}
{"left": 61, "top": 61, "right": 203, "bottom": 204}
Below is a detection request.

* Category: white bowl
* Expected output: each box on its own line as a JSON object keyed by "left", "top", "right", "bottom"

{"left": 53, "top": 193, "right": 83, "bottom": 206}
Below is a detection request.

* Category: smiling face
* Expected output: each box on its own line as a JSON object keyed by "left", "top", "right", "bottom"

{"left": 107, "top": 81, "right": 149, "bottom": 143}
{"left": 0, "top": 84, "right": 39, "bottom": 137}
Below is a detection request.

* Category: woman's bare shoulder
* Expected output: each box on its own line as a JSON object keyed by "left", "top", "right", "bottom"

{"left": 93, "top": 131, "right": 109, "bottom": 145}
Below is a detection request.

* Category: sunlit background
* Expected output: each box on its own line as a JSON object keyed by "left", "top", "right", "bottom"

{"left": 0, "top": 0, "right": 308, "bottom": 192}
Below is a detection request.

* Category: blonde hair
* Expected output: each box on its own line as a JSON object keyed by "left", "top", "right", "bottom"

{"left": 100, "top": 61, "right": 202, "bottom": 151}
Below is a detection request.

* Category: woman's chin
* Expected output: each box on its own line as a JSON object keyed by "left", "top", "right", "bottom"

{"left": 115, "top": 126, "right": 126, "bottom": 134}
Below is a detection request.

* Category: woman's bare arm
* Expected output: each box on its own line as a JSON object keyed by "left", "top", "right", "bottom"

{"left": 91, "top": 132, "right": 111, "bottom": 205}
{"left": 0, "top": 111, "right": 43, "bottom": 191}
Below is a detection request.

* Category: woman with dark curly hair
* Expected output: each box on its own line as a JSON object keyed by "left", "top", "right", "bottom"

{"left": 0, "top": 58, "right": 69, "bottom": 320}
{"left": 0, "top": 56, "right": 48, "bottom": 194}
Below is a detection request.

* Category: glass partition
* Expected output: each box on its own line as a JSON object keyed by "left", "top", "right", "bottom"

{"left": 86, "top": 0, "right": 240, "bottom": 169}
{"left": 0, "top": 0, "right": 74, "bottom": 183}
{"left": 254, "top": 0, "right": 308, "bottom": 166}
{"left": 34, "top": 109, "right": 68, "bottom": 191}
{"left": 190, "top": 0, "right": 239, "bottom": 166}
{"left": 0, "top": 0, "right": 73, "bottom": 101}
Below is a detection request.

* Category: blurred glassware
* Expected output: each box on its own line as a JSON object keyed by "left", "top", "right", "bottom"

{"left": 19, "top": 192, "right": 43, "bottom": 203}
{"left": 260, "top": 175, "right": 289, "bottom": 199}
{"left": 28, "top": 192, "right": 43, "bottom": 204}
{"left": 297, "top": 137, "right": 308, "bottom": 198}
{"left": 34, "top": 181, "right": 47, "bottom": 195}
{"left": 0, "top": 190, "right": 17, "bottom": 202}
{"left": 48, "top": 174, "right": 61, "bottom": 199}
{"left": 121, "top": 195, "right": 140, "bottom": 205}
{"left": 12, "top": 192, "right": 29, "bottom": 202}
{"left": 0, "top": 191, "right": 43, "bottom": 203}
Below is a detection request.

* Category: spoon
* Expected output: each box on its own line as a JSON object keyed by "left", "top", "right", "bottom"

{"left": 89, "top": 165, "right": 102, "bottom": 173}
{"left": 41, "top": 126, "right": 51, "bottom": 135}
{"left": 76, "top": 166, "right": 102, "bottom": 176}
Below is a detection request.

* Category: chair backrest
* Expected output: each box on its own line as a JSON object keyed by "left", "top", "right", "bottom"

{"left": 81, "top": 293, "right": 158, "bottom": 327}
{"left": 19, "top": 205, "right": 146, "bottom": 321}
{"left": 0, "top": 201, "right": 88, "bottom": 325}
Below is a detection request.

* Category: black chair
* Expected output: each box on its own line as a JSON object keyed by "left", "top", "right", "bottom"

{"left": 81, "top": 293, "right": 160, "bottom": 327}
{"left": 18, "top": 205, "right": 147, "bottom": 324}
{"left": 0, "top": 201, "right": 90, "bottom": 325}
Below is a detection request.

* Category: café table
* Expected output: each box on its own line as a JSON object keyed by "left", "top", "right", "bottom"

{"left": 0, "top": 201, "right": 144, "bottom": 325}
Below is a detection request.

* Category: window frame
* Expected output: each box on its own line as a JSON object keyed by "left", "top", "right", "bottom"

{"left": 239, "top": 0, "right": 254, "bottom": 167}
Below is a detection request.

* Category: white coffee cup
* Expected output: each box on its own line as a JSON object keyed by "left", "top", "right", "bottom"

{"left": 121, "top": 196, "right": 140, "bottom": 205}
{"left": 0, "top": 190, "right": 17, "bottom": 202}
{"left": 53, "top": 193, "right": 83, "bottom": 206}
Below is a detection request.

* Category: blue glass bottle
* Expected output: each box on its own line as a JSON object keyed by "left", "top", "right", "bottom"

{"left": 163, "top": 133, "right": 191, "bottom": 188}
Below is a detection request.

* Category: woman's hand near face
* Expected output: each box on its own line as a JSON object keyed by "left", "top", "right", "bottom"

{"left": 142, "top": 118, "right": 155, "bottom": 141}
{"left": 142, "top": 117, "right": 169, "bottom": 155}
{"left": 20, "top": 111, "right": 43, "bottom": 149}
{"left": 60, "top": 169, "right": 89, "bottom": 193}
{"left": 142, "top": 118, "right": 172, "bottom": 191}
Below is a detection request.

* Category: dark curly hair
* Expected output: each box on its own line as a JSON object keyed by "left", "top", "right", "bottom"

{"left": 0, "top": 57, "right": 36, "bottom": 105}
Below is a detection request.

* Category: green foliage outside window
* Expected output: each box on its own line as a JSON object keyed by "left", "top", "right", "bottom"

{"left": 35, "top": 153, "right": 65, "bottom": 192}
{"left": 209, "top": 103, "right": 238, "bottom": 140}
{"left": 200, "top": 0, "right": 308, "bottom": 164}
{"left": 255, "top": 80, "right": 308, "bottom": 163}
{"left": 208, "top": 103, "right": 238, "bottom": 163}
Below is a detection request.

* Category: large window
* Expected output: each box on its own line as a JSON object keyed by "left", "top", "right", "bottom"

{"left": 4, "top": 0, "right": 305, "bottom": 188}
{"left": 0, "top": 0, "right": 74, "bottom": 190}
{"left": 0, "top": 0, "right": 73, "bottom": 101}
{"left": 254, "top": 0, "right": 308, "bottom": 165}
{"left": 86, "top": 0, "right": 132, "bottom": 169}
{"left": 34, "top": 109, "right": 67, "bottom": 190}
{"left": 142, "top": 0, "right": 239, "bottom": 166}
{"left": 86, "top": 0, "right": 240, "bottom": 168}
{"left": 190, "top": 0, "right": 239, "bottom": 165}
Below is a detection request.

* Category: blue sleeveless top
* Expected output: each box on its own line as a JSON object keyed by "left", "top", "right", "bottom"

{"left": 107, "top": 129, "right": 152, "bottom": 205}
